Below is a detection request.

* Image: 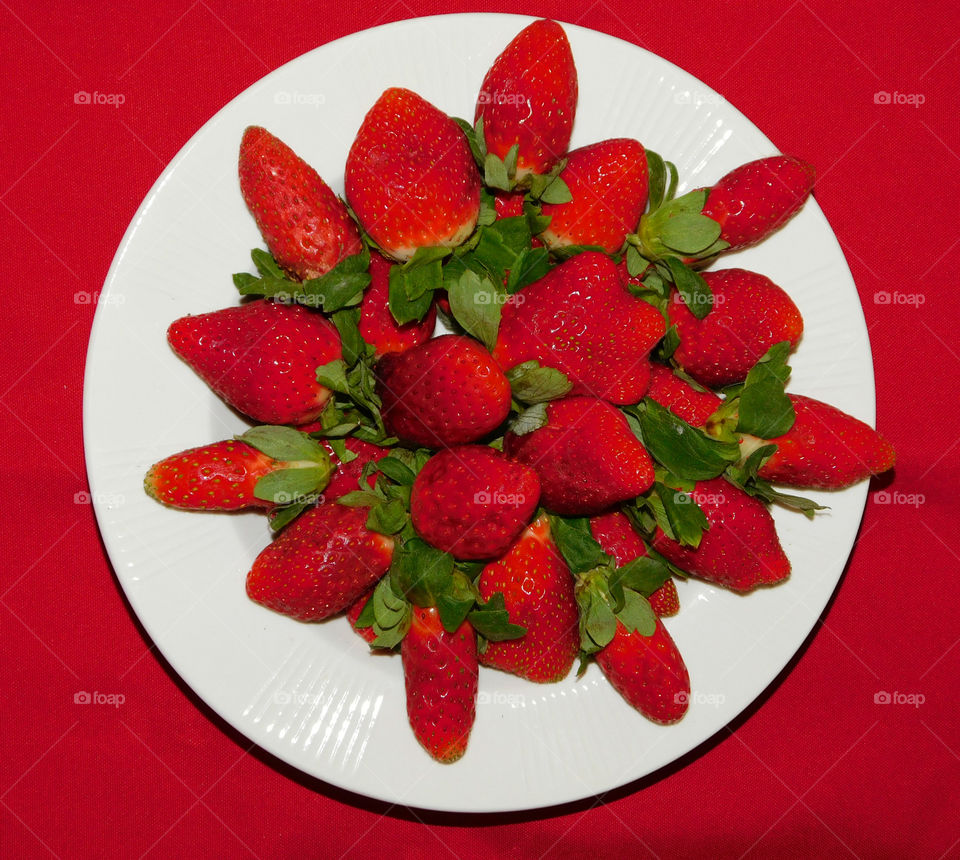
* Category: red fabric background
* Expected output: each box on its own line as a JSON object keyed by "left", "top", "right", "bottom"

{"left": 2, "top": 2, "right": 958, "bottom": 856}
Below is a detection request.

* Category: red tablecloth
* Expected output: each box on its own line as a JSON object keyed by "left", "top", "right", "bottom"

{"left": 3, "top": 2, "right": 958, "bottom": 856}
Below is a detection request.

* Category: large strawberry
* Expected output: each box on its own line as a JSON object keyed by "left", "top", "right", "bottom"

{"left": 410, "top": 446, "right": 541, "bottom": 560}
{"left": 359, "top": 252, "right": 437, "bottom": 357}
{"left": 651, "top": 477, "right": 790, "bottom": 592}
{"left": 246, "top": 503, "right": 393, "bottom": 621}
{"left": 746, "top": 394, "right": 895, "bottom": 489}
{"left": 668, "top": 269, "right": 803, "bottom": 388}
{"left": 167, "top": 300, "right": 341, "bottom": 426}
{"left": 504, "top": 396, "right": 655, "bottom": 515}
{"left": 596, "top": 616, "right": 690, "bottom": 724}
{"left": 493, "top": 252, "right": 665, "bottom": 405}
{"left": 145, "top": 428, "right": 332, "bottom": 511}
{"left": 475, "top": 18, "right": 577, "bottom": 179}
{"left": 645, "top": 363, "right": 723, "bottom": 428}
{"left": 701, "top": 155, "right": 816, "bottom": 252}
{"left": 540, "top": 139, "right": 649, "bottom": 253}
{"left": 588, "top": 511, "right": 679, "bottom": 617}
{"left": 345, "top": 87, "right": 481, "bottom": 261}
{"left": 402, "top": 606, "right": 478, "bottom": 763}
{"left": 476, "top": 515, "right": 579, "bottom": 682}
{"left": 376, "top": 335, "right": 512, "bottom": 447}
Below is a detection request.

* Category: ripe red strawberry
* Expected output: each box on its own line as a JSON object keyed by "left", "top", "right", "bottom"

{"left": 167, "top": 300, "right": 341, "bottom": 426}
{"left": 477, "top": 515, "right": 579, "bottom": 682}
{"left": 596, "top": 616, "right": 690, "bottom": 724}
{"left": 588, "top": 511, "right": 679, "bottom": 617}
{"left": 668, "top": 269, "right": 803, "bottom": 388}
{"left": 749, "top": 394, "right": 895, "bottom": 488}
{"left": 376, "top": 335, "right": 512, "bottom": 447}
{"left": 493, "top": 191, "right": 526, "bottom": 219}
{"left": 504, "top": 396, "right": 655, "bottom": 515}
{"left": 540, "top": 139, "right": 649, "bottom": 254}
{"left": 410, "top": 446, "right": 541, "bottom": 560}
{"left": 144, "top": 440, "right": 280, "bottom": 511}
{"left": 646, "top": 363, "right": 723, "bottom": 427}
{"left": 238, "top": 126, "right": 362, "bottom": 280}
{"left": 701, "top": 155, "right": 816, "bottom": 252}
{"left": 475, "top": 18, "right": 577, "bottom": 179}
{"left": 246, "top": 503, "right": 393, "bottom": 621}
{"left": 359, "top": 253, "right": 437, "bottom": 357}
{"left": 652, "top": 477, "right": 790, "bottom": 592}
{"left": 345, "top": 87, "right": 481, "bottom": 261}
{"left": 493, "top": 252, "right": 665, "bottom": 405}
{"left": 402, "top": 606, "right": 478, "bottom": 763}
{"left": 345, "top": 589, "right": 379, "bottom": 646}
{"left": 321, "top": 437, "right": 390, "bottom": 500}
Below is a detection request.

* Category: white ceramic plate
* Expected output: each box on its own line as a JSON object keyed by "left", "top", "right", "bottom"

{"left": 84, "top": 13, "right": 874, "bottom": 812}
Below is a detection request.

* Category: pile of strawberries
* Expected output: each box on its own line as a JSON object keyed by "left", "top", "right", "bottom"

{"left": 144, "top": 20, "right": 895, "bottom": 763}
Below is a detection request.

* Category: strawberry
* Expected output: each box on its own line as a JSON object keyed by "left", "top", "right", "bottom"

{"left": 246, "top": 503, "right": 393, "bottom": 621}
{"left": 651, "top": 477, "right": 790, "bottom": 592}
{"left": 238, "top": 126, "right": 362, "bottom": 280}
{"left": 540, "top": 139, "right": 649, "bottom": 254}
{"left": 167, "top": 299, "right": 341, "bottom": 426}
{"left": 746, "top": 394, "right": 895, "bottom": 489}
{"left": 476, "top": 515, "right": 579, "bottom": 682}
{"left": 345, "top": 87, "right": 481, "bottom": 261}
{"left": 668, "top": 269, "right": 803, "bottom": 388}
{"left": 493, "top": 191, "right": 527, "bottom": 219}
{"left": 493, "top": 252, "right": 665, "bottom": 405}
{"left": 504, "top": 396, "right": 655, "bottom": 515}
{"left": 359, "top": 252, "right": 437, "bottom": 357}
{"left": 410, "top": 446, "right": 541, "bottom": 560}
{"left": 402, "top": 606, "right": 478, "bottom": 763}
{"left": 346, "top": 589, "right": 379, "bottom": 646}
{"left": 595, "top": 616, "right": 690, "bottom": 724}
{"left": 376, "top": 335, "right": 512, "bottom": 447}
{"left": 646, "top": 363, "right": 723, "bottom": 427}
{"left": 321, "top": 437, "right": 390, "bottom": 500}
{"left": 701, "top": 155, "right": 816, "bottom": 252}
{"left": 588, "top": 511, "right": 679, "bottom": 617}
{"left": 475, "top": 18, "right": 577, "bottom": 179}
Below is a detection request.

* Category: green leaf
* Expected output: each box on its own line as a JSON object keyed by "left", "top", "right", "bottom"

{"left": 646, "top": 149, "right": 667, "bottom": 211}
{"left": 370, "top": 575, "right": 411, "bottom": 649}
{"left": 580, "top": 585, "right": 618, "bottom": 653}
{"left": 505, "top": 246, "right": 550, "bottom": 293}
{"left": 468, "top": 592, "right": 526, "bottom": 641}
{"left": 608, "top": 555, "right": 672, "bottom": 604}
{"left": 387, "top": 246, "right": 450, "bottom": 324}
{"left": 506, "top": 361, "right": 573, "bottom": 404}
{"left": 452, "top": 116, "right": 486, "bottom": 168}
{"left": 365, "top": 498, "right": 408, "bottom": 535}
{"left": 484, "top": 146, "right": 517, "bottom": 192}
{"left": 331, "top": 306, "right": 369, "bottom": 368}
{"left": 447, "top": 268, "right": 503, "bottom": 351}
{"left": 651, "top": 481, "right": 709, "bottom": 548}
{"left": 238, "top": 425, "right": 331, "bottom": 464}
{"left": 633, "top": 399, "right": 741, "bottom": 481}
{"left": 528, "top": 172, "right": 572, "bottom": 204}
{"left": 658, "top": 213, "right": 723, "bottom": 255}
{"left": 663, "top": 188, "right": 708, "bottom": 215}
{"left": 616, "top": 589, "right": 657, "bottom": 637}
{"left": 253, "top": 466, "right": 329, "bottom": 505}
{"left": 268, "top": 500, "right": 310, "bottom": 531}
{"left": 336, "top": 489, "right": 383, "bottom": 508}
{"left": 478, "top": 187, "right": 497, "bottom": 226}
{"left": 389, "top": 539, "right": 455, "bottom": 608}
{"left": 354, "top": 592, "right": 376, "bottom": 628}
{"left": 625, "top": 244, "right": 647, "bottom": 278}
{"left": 251, "top": 248, "right": 286, "bottom": 279}
{"left": 735, "top": 342, "right": 796, "bottom": 438}
{"left": 371, "top": 456, "right": 417, "bottom": 486}
{"left": 549, "top": 516, "right": 609, "bottom": 575}
{"left": 510, "top": 402, "right": 548, "bottom": 436}
{"left": 664, "top": 256, "right": 714, "bottom": 320}
{"left": 550, "top": 244, "right": 606, "bottom": 262}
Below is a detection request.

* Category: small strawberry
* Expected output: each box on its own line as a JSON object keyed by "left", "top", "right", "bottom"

{"left": 540, "top": 139, "right": 649, "bottom": 254}
{"left": 145, "top": 428, "right": 332, "bottom": 511}
{"left": 493, "top": 252, "right": 665, "bottom": 405}
{"left": 646, "top": 363, "right": 723, "bottom": 427}
{"left": 359, "top": 253, "right": 437, "bottom": 357}
{"left": 651, "top": 477, "right": 790, "bottom": 592}
{"left": 596, "top": 616, "right": 690, "bottom": 724}
{"left": 410, "top": 446, "right": 541, "bottom": 560}
{"left": 701, "top": 155, "right": 816, "bottom": 252}
{"left": 167, "top": 299, "right": 341, "bottom": 426}
{"left": 402, "top": 606, "right": 478, "bottom": 763}
{"left": 668, "top": 269, "right": 803, "bottom": 388}
{"left": 238, "top": 126, "right": 362, "bottom": 280}
{"left": 475, "top": 18, "right": 577, "bottom": 179}
{"left": 376, "top": 335, "right": 512, "bottom": 447}
{"left": 588, "top": 511, "right": 679, "bottom": 617}
{"left": 746, "top": 394, "right": 895, "bottom": 489}
{"left": 476, "top": 515, "right": 579, "bottom": 682}
{"left": 504, "top": 396, "right": 655, "bottom": 515}
{"left": 321, "top": 437, "right": 391, "bottom": 500}
{"left": 246, "top": 503, "right": 394, "bottom": 621}
{"left": 345, "top": 87, "right": 481, "bottom": 261}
